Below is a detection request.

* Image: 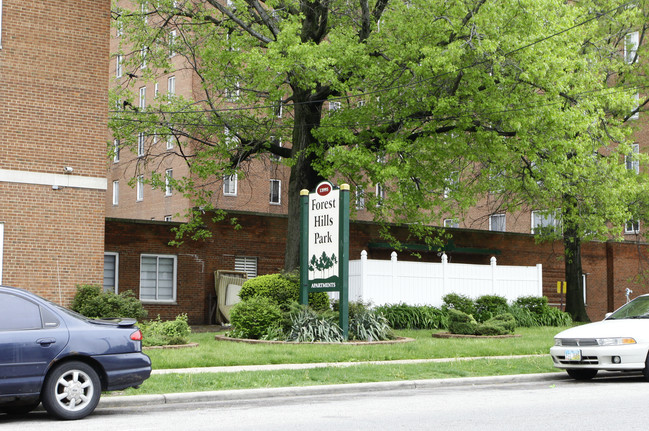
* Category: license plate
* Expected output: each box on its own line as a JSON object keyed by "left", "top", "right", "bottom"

{"left": 565, "top": 349, "right": 581, "bottom": 361}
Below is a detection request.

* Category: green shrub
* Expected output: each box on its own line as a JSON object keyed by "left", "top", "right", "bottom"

{"left": 141, "top": 314, "right": 191, "bottom": 346}
{"left": 506, "top": 305, "right": 539, "bottom": 327}
{"left": 349, "top": 308, "right": 394, "bottom": 341}
{"left": 447, "top": 308, "right": 478, "bottom": 335}
{"left": 474, "top": 295, "right": 509, "bottom": 322}
{"left": 484, "top": 313, "right": 516, "bottom": 333}
{"left": 442, "top": 293, "right": 476, "bottom": 316}
{"left": 537, "top": 306, "right": 573, "bottom": 326}
{"left": 230, "top": 297, "right": 283, "bottom": 339}
{"left": 71, "top": 284, "right": 148, "bottom": 320}
{"left": 374, "top": 303, "right": 447, "bottom": 330}
{"left": 285, "top": 304, "right": 343, "bottom": 342}
{"left": 239, "top": 272, "right": 330, "bottom": 311}
{"left": 514, "top": 296, "right": 549, "bottom": 316}
{"left": 475, "top": 322, "right": 510, "bottom": 336}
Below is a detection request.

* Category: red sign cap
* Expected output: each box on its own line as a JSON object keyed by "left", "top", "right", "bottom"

{"left": 317, "top": 182, "right": 332, "bottom": 196}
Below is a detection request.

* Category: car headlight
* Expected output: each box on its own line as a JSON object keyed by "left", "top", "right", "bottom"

{"left": 554, "top": 338, "right": 562, "bottom": 346}
{"left": 596, "top": 337, "right": 636, "bottom": 346}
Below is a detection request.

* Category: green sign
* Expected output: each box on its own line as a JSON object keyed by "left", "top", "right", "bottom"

{"left": 300, "top": 181, "right": 349, "bottom": 339}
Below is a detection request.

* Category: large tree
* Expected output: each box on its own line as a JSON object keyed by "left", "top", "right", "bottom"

{"left": 111, "top": 0, "right": 646, "bottom": 314}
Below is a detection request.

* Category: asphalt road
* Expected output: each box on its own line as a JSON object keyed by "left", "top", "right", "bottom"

{"left": 3, "top": 372, "right": 649, "bottom": 430}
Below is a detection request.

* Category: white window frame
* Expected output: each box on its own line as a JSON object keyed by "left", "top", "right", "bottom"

{"left": 626, "top": 143, "right": 640, "bottom": 174}
{"left": 235, "top": 256, "right": 258, "bottom": 278}
{"left": 137, "top": 132, "right": 145, "bottom": 156}
{"left": 154, "top": 82, "right": 159, "bottom": 98}
{"left": 223, "top": 174, "right": 238, "bottom": 196}
{"left": 444, "top": 171, "right": 459, "bottom": 199}
{"left": 169, "top": 30, "right": 177, "bottom": 57}
{"left": 355, "top": 188, "right": 365, "bottom": 210}
{"left": 329, "top": 101, "right": 341, "bottom": 112}
{"left": 140, "top": 46, "right": 147, "bottom": 69}
{"left": 531, "top": 210, "right": 559, "bottom": 234}
{"left": 631, "top": 93, "right": 640, "bottom": 120}
{"left": 489, "top": 214, "right": 506, "bottom": 232}
{"left": 139, "top": 86, "right": 146, "bottom": 109}
{"left": 270, "top": 179, "right": 281, "bottom": 205}
{"left": 113, "top": 139, "right": 120, "bottom": 163}
{"left": 444, "top": 218, "right": 459, "bottom": 228}
{"left": 136, "top": 175, "right": 144, "bottom": 201}
{"left": 168, "top": 76, "right": 175, "bottom": 97}
{"left": 139, "top": 254, "right": 177, "bottom": 303}
{"left": 104, "top": 252, "right": 119, "bottom": 293}
{"left": 625, "top": 31, "right": 639, "bottom": 64}
{"left": 165, "top": 169, "right": 173, "bottom": 196}
{"left": 116, "top": 54, "right": 123, "bottom": 78}
{"left": 112, "top": 180, "right": 119, "bottom": 205}
{"left": 164, "top": 215, "right": 173, "bottom": 222}
{"left": 625, "top": 220, "right": 640, "bottom": 234}
{"left": 375, "top": 184, "right": 384, "bottom": 206}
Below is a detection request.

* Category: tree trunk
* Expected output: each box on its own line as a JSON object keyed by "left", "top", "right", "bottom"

{"left": 284, "top": 92, "right": 325, "bottom": 272}
{"left": 563, "top": 224, "right": 590, "bottom": 322}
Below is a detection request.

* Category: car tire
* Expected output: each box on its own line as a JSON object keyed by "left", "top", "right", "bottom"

{"left": 41, "top": 361, "right": 101, "bottom": 420}
{"left": 566, "top": 369, "right": 598, "bottom": 380}
{"left": 642, "top": 353, "right": 649, "bottom": 382}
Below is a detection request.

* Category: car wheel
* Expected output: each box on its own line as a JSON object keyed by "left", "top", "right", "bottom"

{"left": 642, "top": 353, "right": 649, "bottom": 382}
{"left": 41, "top": 361, "right": 101, "bottom": 420}
{"left": 566, "top": 369, "right": 598, "bottom": 380}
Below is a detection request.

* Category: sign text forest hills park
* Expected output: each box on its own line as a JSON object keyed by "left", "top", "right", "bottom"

{"left": 299, "top": 181, "right": 349, "bottom": 339}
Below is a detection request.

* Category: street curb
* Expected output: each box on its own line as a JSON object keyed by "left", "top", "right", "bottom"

{"left": 99, "top": 372, "right": 568, "bottom": 409}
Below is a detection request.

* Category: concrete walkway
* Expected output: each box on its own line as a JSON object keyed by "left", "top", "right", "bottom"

{"left": 100, "top": 355, "right": 565, "bottom": 409}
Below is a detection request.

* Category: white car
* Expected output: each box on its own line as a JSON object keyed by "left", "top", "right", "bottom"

{"left": 550, "top": 294, "right": 649, "bottom": 380}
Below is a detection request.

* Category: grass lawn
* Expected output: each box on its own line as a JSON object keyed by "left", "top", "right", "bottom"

{"left": 110, "top": 327, "right": 566, "bottom": 396}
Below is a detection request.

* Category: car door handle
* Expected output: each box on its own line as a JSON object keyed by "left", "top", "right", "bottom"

{"left": 36, "top": 338, "right": 56, "bottom": 346}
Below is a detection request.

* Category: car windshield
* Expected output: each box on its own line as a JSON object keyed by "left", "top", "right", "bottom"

{"left": 607, "top": 296, "right": 649, "bottom": 319}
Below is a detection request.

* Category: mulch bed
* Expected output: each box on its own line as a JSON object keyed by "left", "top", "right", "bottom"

{"left": 432, "top": 332, "right": 521, "bottom": 339}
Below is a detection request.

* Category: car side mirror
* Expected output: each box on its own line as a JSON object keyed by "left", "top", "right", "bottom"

{"left": 604, "top": 312, "right": 612, "bottom": 319}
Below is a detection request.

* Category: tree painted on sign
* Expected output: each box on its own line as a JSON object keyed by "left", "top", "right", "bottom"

{"left": 309, "top": 252, "right": 338, "bottom": 279}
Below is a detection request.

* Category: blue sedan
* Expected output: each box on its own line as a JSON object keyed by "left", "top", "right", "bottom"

{"left": 0, "top": 286, "right": 151, "bottom": 420}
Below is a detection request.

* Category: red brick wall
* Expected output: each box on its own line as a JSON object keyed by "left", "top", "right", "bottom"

{"left": 107, "top": 212, "right": 649, "bottom": 324}
{"left": 0, "top": 0, "right": 111, "bottom": 305}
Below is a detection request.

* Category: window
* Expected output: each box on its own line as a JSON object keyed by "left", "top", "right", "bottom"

{"left": 140, "top": 254, "right": 177, "bottom": 302}
{"left": 0, "top": 293, "right": 42, "bottom": 330}
{"left": 112, "top": 181, "right": 119, "bottom": 205}
{"left": 625, "top": 220, "right": 640, "bottom": 234}
{"left": 329, "top": 101, "right": 341, "bottom": 112}
{"left": 235, "top": 256, "right": 258, "bottom": 278}
{"left": 270, "top": 136, "right": 282, "bottom": 162}
{"left": 625, "top": 31, "right": 639, "bottom": 64}
{"left": 223, "top": 174, "right": 237, "bottom": 196}
{"left": 375, "top": 184, "right": 384, "bottom": 206}
{"left": 164, "top": 215, "right": 173, "bottom": 222}
{"left": 626, "top": 143, "right": 640, "bottom": 174}
{"left": 137, "top": 132, "right": 145, "bottom": 156}
{"left": 116, "top": 54, "right": 123, "bottom": 78}
{"left": 489, "top": 214, "right": 506, "bottom": 232}
{"left": 168, "top": 76, "right": 175, "bottom": 97}
{"left": 631, "top": 93, "right": 640, "bottom": 120}
{"left": 165, "top": 169, "right": 173, "bottom": 196}
{"left": 140, "top": 46, "right": 147, "bottom": 69}
{"left": 169, "top": 30, "right": 177, "bottom": 57}
{"left": 225, "top": 82, "right": 240, "bottom": 101}
{"left": 274, "top": 100, "right": 283, "bottom": 118}
{"left": 355, "top": 188, "right": 365, "bottom": 210}
{"left": 444, "top": 218, "right": 459, "bottom": 228}
{"left": 139, "top": 86, "right": 146, "bottom": 109}
{"left": 532, "top": 210, "right": 559, "bottom": 234}
{"left": 154, "top": 82, "right": 159, "bottom": 98}
{"left": 270, "top": 179, "right": 281, "bottom": 204}
{"left": 136, "top": 175, "right": 144, "bottom": 201}
{"left": 113, "top": 139, "right": 120, "bottom": 162}
{"left": 104, "top": 253, "right": 119, "bottom": 293}
{"left": 444, "top": 172, "right": 459, "bottom": 198}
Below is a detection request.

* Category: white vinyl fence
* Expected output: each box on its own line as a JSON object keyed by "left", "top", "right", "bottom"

{"left": 339, "top": 250, "right": 542, "bottom": 306}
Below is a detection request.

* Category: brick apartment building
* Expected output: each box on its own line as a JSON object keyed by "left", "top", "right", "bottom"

{"left": 0, "top": 0, "right": 111, "bottom": 304}
{"left": 103, "top": 2, "right": 648, "bottom": 323}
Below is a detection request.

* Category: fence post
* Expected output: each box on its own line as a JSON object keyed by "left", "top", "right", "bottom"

{"left": 490, "top": 256, "right": 497, "bottom": 294}
{"left": 391, "top": 251, "right": 397, "bottom": 295}
{"left": 441, "top": 253, "right": 448, "bottom": 295}
{"left": 360, "top": 250, "right": 368, "bottom": 301}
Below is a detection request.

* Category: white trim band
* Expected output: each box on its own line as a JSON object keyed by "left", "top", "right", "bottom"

{"left": 0, "top": 169, "right": 107, "bottom": 190}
